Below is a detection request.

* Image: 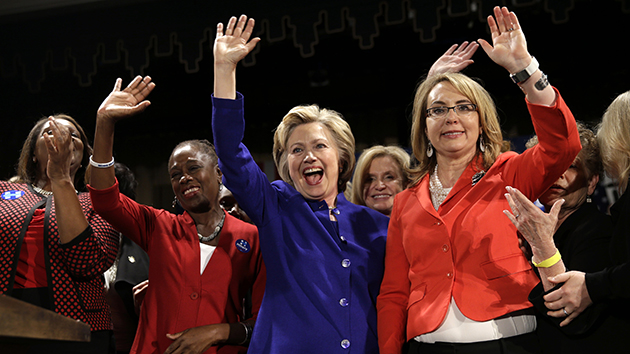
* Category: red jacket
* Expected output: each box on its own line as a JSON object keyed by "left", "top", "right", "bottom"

{"left": 377, "top": 90, "right": 581, "bottom": 353}
{"left": 0, "top": 182, "right": 119, "bottom": 331}
{"left": 89, "top": 182, "right": 266, "bottom": 354}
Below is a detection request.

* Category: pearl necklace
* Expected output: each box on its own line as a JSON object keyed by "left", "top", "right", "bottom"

{"left": 198, "top": 212, "right": 226, "bottom": 243}
{"left": 31, "top": 184, "right": 53, "bottom": 196}
{"left": 429, "top": 165, "right": 451, "bottom": 211}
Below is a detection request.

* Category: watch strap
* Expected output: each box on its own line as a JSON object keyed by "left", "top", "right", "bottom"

{"left": 510, "top": 57, "right": 539, "bottom": 84}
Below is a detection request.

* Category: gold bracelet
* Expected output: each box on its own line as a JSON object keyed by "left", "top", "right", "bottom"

{"left": 533, "top": 249, "right": 561, "bottom": 268}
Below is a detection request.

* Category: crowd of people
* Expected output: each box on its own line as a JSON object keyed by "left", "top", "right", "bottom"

{"left": 1, "top": 5, "right": 630, "bottom": 354}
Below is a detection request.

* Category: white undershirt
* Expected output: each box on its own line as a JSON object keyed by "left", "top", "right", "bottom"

{"left": 199, "top": 243, "right": 216, "bottom": 275}
{"left": 415, "top": 297, "right": 536, "bottom": 343}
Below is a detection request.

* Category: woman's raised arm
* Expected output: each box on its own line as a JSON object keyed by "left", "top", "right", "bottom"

{"left": 478, "top": 6, "right": 556, "bottom": 106}
{"left": 213, "top": 15, "right": 260, "bottom": 99}
{"left": 90, "top": 76, "right": 155, "bottom": 190}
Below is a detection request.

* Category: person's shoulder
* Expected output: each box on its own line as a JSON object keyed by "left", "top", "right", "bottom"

{"left": 225, "top": 212, "right": 258, "bottom": 235}
{"left": 343, "top": 198, "right": 389, "bottom": 224}
{"left": 488, "top": 150, "right": 519, "bottom": 170}
{"left": 0, "top": 180, "right": 24, "bottom": 191}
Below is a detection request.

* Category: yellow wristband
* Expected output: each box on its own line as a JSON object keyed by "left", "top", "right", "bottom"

{"left": 533, "top": 249, "right": 561, "bottom": 268}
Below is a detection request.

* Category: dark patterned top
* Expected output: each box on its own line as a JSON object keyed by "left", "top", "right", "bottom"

{"left": 0, "top": 181, "right": 119, "bottom": 331}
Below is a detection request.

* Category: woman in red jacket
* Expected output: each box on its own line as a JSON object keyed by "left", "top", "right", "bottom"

{"left": 376, "top": 6, "right": 581, "bottom": 354}
{"left": 87, "top": 77, "right": 266, "bottom": 354}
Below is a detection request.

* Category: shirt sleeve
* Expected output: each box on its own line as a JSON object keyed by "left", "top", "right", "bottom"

{"left": 211, "top": 92, "right": 279, "bottom": 227}
{"left": 58, "top": 195, "right": 120, "bottom": 280}
{"left": 502, "top": 88, "right": 582, "bottom": 200}
{"left": 377, "top": 199, "right": 410, "bottom": 354}
{"left": 88, "top": 180, "right": 157, "bottom": 252}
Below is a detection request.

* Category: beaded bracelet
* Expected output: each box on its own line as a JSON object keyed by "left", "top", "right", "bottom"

{"left": 89, "top": 155, "right": 115, "bottom": 169}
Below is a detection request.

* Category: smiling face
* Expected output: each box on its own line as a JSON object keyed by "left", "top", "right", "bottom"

{"left": 286, "top": 122, "right": 340, "bottom": 205}
{"left": 33, "top": 118, "right": 85, "bottom": 183}
{"left": 169, "top": 144, "right": 222, "bottom": 214}
{"left": 539, "top": 156, "right": 598, "bottom": 212}
{"left": 425, "top": 81, "right": 481, "bottom": 163}
{"left": 362, "top": 156, "right": 404, "bottom": 216}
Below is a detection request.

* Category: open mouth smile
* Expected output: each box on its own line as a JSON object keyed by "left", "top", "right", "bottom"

{"left": 183, "top": 186, "right": 200, "bottom": 197}
{"left": 303, "top": 167, "right": 324, "bottom": 186}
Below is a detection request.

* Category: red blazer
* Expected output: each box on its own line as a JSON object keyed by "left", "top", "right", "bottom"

{"left": 377, "top": 90, "right": 581, "bottom": 354}
{"left": 89, "top": 182, "right": 265, "bottom": 354}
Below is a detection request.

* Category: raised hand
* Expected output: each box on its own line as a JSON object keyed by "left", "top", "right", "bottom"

{"left": 214, "top": 15, "right": 260, "bottom": 69}
{"left": 478, "top": 6, "right": 531, "bottom": 74}
{"left": 213, "top": 15, "right": 260, "bottom": 99}
{"left": 428, "top": 41, "right": 479, "bottom": 77}
{"left": 97, "top": 75, "right": 155, "bottom": 124}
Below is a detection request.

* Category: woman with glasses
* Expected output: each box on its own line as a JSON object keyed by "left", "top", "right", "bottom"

{"left": 377, "top": 6, "right": 581, "bottom": 354}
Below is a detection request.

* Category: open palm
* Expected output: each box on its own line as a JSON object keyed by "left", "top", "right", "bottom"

{"left": 478, "top": 6, "right": 531, "bottom": 73}
{"left": 97, "top": 75, "right": 155, "bottom": 123}
{"left": 213, "top": 15, "right": 260, "bottom": 67}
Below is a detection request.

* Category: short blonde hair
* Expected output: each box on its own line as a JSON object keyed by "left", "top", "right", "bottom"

{"left": 597, "top": 91, "right": 630, "bottom": 193}
{"left": 350, "top": 145, "right": 411, "bottom": 206}
{"left": 273, "top": 105, "right": 355, "bottom": 193}
{"left": 409, "top": 73, "right": 506, "bottom": 185}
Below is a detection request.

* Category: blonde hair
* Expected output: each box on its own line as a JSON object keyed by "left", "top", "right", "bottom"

{"left": 350, "top": 145, "right": 411, "bottom": 206}
{"left": 597, "top": 91, "right": 630, "bottom": 193}
{"left": 408, "top": 73, "right": 507, "bottom": 185}
{"left": 273, "top": 105, "right": 355, "bottom": 193}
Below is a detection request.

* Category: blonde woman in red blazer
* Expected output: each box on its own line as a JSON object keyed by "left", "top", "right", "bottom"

{"left": 377, "top": 6, "right": 581, "bottom": 354}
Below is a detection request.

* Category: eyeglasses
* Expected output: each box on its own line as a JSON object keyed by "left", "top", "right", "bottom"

{"left": 426, "top": 104, "right": 477, "bottom": 118}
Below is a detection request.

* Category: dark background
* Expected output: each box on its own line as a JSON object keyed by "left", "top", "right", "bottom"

{"left": 1, "top": 0, "right": 628, "bottom": 208}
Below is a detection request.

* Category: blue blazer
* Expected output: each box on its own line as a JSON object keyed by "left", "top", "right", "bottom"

{"left": 213, "top": 93, "right": 389, "bottom": 354}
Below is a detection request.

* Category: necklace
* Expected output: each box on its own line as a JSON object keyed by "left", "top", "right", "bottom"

{"left": 429, "top": 165, "right": 451, "bottom": 211}
{"left": 198, "top": 212, "right": 226, "bottom": 243}
{"left": 31, "top": 184, "right": 53, "bottom": 196}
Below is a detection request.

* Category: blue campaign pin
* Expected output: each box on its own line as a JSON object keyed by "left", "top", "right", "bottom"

{"left": 2, "top": 190, "right": 25, "bottom": 201}
{"left": 235, "top": 239, "right": 251, "bottom": 253}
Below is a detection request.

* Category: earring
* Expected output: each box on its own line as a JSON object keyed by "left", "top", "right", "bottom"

{"left": 219, "top": 183, "right": 224, "bottom": 192}
{"left": 479, "top": 135, "right": 486, "bottom": 153}
{"left": 586, "top": 195, "right": 592, "bottom": 203}
{"left": 172, "top": 196, "right": 179, "bottom": 209}
{"left": 427, "top": 141, "right": 434, "bottom": 158}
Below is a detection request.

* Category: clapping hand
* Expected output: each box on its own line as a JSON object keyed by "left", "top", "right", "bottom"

{"left": 97, "top": 75, "right": 155, "bottom": 124}
{"left": 478, "top": 6, "right": 531, "bottom": 74}
{"left": 43, "top": 117, "right": 79, "bottom": 184}
{"left": 428, "top": 41, "right": 479, "bottom": 77}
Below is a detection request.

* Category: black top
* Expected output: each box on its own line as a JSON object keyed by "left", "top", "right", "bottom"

{"left": 529, "top": 201, "right": 630, "bottom": 353}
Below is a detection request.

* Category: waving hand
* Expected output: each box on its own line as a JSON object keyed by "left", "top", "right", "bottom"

{"left": 428, "top": 41, "right": 479, "bottom": 77}
{"left": 97, "top": 75, "right": 155, "bottom": 124}
{"left": 213, "top": 15, "right": 260, "bottom": 99}
{"left": 478, "top": 6, "right": 530, "bottom": 74}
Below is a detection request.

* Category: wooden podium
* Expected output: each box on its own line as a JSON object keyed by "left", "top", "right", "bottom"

{"left": 0, "top": 294, "right": 90, "bottom": 353}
